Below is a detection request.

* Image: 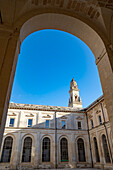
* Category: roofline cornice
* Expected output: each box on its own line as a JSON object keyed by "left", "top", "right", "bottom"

{"left": 9, "top": 95, "right": 104, "bottom": 113}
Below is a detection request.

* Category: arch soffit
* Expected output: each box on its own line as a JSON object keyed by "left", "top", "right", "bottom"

{"left": 19, "top": 13, "right": 106, "bottom": 60}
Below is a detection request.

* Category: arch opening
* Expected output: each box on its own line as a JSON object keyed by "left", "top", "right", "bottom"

{"left": 10, "top": 28, "right": 103, "bottom": 107}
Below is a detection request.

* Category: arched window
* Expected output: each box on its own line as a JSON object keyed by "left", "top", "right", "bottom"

{"left": 42, "top": 137, "right": 50, "bottom": 162}
{"left": 77, "top": 138, "right": 86, "bottom": 162}
{"left": 75, "top": 96, "right": 77, "bottom": 101}
{"left": 60, "top": 138, "right": 68, "bottom": 162}
{"left": 102, "top": 134, "right": 111, "bottom": 163}
{"left": 22, "top": 137, "right": 32, "bottom": 162}
{"left": 1, "top": 136, "right": 13, "bottom": 162}
{"left": 93, "top": 137, "right": 100, "bottom": 162}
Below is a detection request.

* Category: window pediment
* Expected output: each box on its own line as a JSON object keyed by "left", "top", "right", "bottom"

{"left": 8, "top": 113, "right": 16, "bottom": 116}
{"left": 61, "top": 116, "right": 67, "bottom": 119}
{"left": 25, "top": 113, "right": 34, "bottom": 117}
{"left": 43, "top": 114, "right": 51, "bottom": 118}
{"left": 76, "top": 116, "right": 82, "bottom": 120}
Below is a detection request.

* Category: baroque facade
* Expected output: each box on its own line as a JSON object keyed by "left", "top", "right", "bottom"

{"left": 0, "top": 79, "right": 112, "bottom": 170}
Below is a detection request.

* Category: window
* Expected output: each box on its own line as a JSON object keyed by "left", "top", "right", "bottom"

{"left": 62, "top": 120, "right": 66, "bottom": 129}
{"left": 78, "top": 121, "right": 81, "bottom": 129}
{"left": 102, "top": 134, "right": 111, "bottom": 163}
{"left": 1, "top": 136, "right": 13, "bottom": 162}
{"left": 77, "top": 138, "right": 86, "bottom": 162}
{"left": 99, "top": 115, "right": 102, "bottom": 125}
{"left": 45, "top": 120, "right": 49, "bottom": 128}
{"left": 22, "top": 137, "right": 32, "bottom": 162}
{"left": 60, "top": 138, "right": 68, "bottom": 162}
{"left": 42, "top": 137, "right": 50, "bottom": 162}
{"left": 28, "top": 119, "right": 32, "bottom": 127}
{"left": 91, "top": 119, "right": 94, "bottom": 128}
{"left": 93, "top": 137, "right": 100, "bottom": 162}
{"left": 9, "top": 118, "right": 14, "bottom": 127}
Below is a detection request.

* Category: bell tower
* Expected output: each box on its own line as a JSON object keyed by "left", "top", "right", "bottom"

{"left": 68, "top": 78, "right": 82, "bottom": 109}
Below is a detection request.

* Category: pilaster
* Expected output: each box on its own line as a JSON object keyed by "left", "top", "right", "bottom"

{"left": 0, "top": 27, "right": 20, "bottom": 149}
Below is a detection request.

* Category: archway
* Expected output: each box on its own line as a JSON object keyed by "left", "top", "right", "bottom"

{"left": 0, "top": 12, "right": 113, "bottom": 149}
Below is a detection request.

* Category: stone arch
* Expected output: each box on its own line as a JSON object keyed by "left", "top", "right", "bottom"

{"left": 22, "top": 133, "right": 35, "bottom": 142}
{"left": 75, "top": 136, "right": 86, "bottom": 144}
{"left": 16, "top": 14, "right": 113, "bottom": 130}
{"left": 59, "top": 135, "right": 69, "bottom": 141}
{"left": 0, "top": 9, "right": 113, "bottom": 150}
{"left": 19, "top": 13, "right": 105, "bottom": 59}
{"left": 41, "top": 134, "right": 53, "bottom": 142}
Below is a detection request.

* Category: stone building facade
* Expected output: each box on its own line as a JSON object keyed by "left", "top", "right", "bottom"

{"left": 0, "top": 79, "right": 112, "bottom": 169}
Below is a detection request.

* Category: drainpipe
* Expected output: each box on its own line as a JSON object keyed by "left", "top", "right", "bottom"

{"left": 100, "top": 103, "right": 113, "bottom": 163}
{"left": 55, "top": 111, "right": 57, "bottom": 169}
{"left": 86, "top": 112, "right": 94, "bottom": 168}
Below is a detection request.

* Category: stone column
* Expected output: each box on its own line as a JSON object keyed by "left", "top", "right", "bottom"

{"left": 0, "top": 27, "right": 19, "bottom": 148}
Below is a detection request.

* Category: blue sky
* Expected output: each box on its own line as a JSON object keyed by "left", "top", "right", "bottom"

{"left": 10, "top": 29, "right": 103, "bottom": 108}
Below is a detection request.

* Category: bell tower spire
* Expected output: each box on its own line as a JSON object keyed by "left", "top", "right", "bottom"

{"left": 68, "top": 78, "right": 82, "bottom": 109}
